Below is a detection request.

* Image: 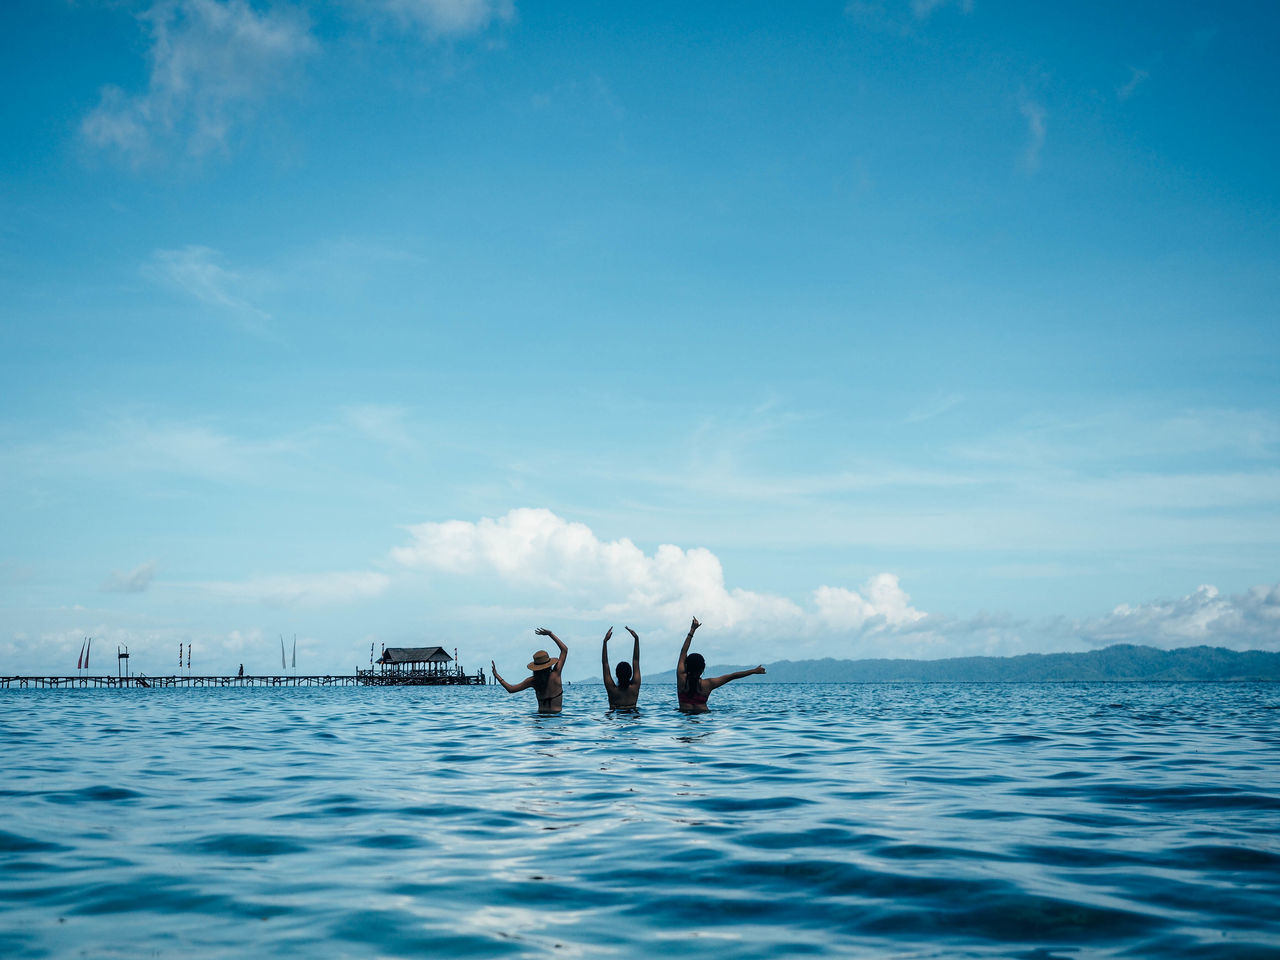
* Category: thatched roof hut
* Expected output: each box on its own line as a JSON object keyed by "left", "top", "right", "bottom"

{"left": 377, "top": 646, "right": 453, "bottom": 673}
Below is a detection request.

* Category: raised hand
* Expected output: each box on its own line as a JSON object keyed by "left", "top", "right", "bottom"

{"left": 625, "top": 626, "right": 638, "bottom": 641}
{"left": 690, "top": 617, "right": 701, "bottom": 632}
{"left": 534, "top": 627, "right": 553, "bottom": 638}
{"left": 603, "top": 627, "right": 613, "bottom": 642}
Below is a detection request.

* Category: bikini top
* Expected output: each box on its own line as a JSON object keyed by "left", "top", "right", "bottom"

{"left": 678, "top": 686, "right": 708, "bottom": 707}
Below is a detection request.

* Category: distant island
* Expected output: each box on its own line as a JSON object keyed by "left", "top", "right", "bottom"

{"left": 578, "top": 644, "right": 1280, "bottom": 684}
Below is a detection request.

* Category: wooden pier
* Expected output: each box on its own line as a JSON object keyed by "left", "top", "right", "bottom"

{"left": 0, "top": 672, "right": 487, "bottom": 689}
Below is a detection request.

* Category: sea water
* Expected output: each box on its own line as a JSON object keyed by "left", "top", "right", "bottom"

{"left": 1, "top": 682, "right": 1278, "bottom": 959}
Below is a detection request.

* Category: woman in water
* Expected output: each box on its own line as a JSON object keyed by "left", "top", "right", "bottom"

{"left": 601, "top": 626, "right": 641, "bottom": 709}
{"left": 676, "top": 616, "right": 765, "bottom": 713}
{"left": 491, "top": 627, "right": 568, "bottom": 714}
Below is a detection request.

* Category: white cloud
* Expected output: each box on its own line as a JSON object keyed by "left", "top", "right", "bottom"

{"left": 83, "top": 0, "right": 315, "bottom": 160}
{"left": 197, "top": 571, "right": 392, "bottom": 606}
{"left": 145, "top": 245, "right": 273, "bottom": 334}
{"left": 391, "top": 507, "right": 921, "bottom": 639}
{"left": 815, "top": 574, "right": 926, "bottom": 631}
{"left": 388, "top": 508, "right": 1280, "bottom": 659}
{"left": 1019, "top": 96, "right": 1046, "bottom": 171}
{"left": 1081, "top": 582, "right": 1280, "bottom": 651}
{"left": 103, "top": 562, "right": 157, "bottom": 594}
{"left": 378, "top": 0, "right": 515, "bottom": 36}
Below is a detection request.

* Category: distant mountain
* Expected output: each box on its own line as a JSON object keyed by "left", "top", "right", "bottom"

{"left": 574, "top": 644, "right": 1280, "bottom": 684}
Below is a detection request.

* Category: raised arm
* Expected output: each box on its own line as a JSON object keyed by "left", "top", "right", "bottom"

{"left": 705, "top": 665, "right": 766, "bottom": 692}
{"left": 491, "top": 660, "right": 533, "bottom": 694}
{"left": 600, "top": 627, "right": 615, "bottom": 690}
{"left": 626, "top": 626, "right": 640, "bottom": 680}
{"left": 535, "top": 627, "right": 568, "bottom": 672}
{"left": 675, "top": 616, "right": 700, "bottom": 686}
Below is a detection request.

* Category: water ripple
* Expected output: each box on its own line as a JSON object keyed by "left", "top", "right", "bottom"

{"left": 1, "top": 682, "right": 1278, "bottom": 958}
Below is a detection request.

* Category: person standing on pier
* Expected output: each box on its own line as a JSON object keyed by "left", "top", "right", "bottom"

{"left": 602, "top": 626, "right": 641, "bottom": 709}
{"left": 491, "top": 627, "right": 568, "bottom": 714}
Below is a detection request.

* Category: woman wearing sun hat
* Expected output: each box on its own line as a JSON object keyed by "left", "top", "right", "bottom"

{"left": 491, "top": 627, "right": 568, "bottom": 713}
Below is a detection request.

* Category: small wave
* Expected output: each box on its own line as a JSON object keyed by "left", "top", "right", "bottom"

{"left": 0, "top": 830, "right": 67, "bottom": 854}
{"left": 44, "top": 785, "right": 143, "bottom": 804}
{"left": 180, "top": 833, "right": 309, "bottom": 857}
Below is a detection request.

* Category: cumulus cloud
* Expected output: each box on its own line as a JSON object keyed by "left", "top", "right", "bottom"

{"left": 378, "top": 0, "right": 515, "bottom": 36}
{"left": 388, "top": 508, "right": 1280, "bottom": 658}
{"left": 82, "top": 0, "right": 315, "bottom": 160}
{"left": 198, "top": 571, "right": 391, "bottom": 606}
{"left": 815, "top": 575, "right": 927, "bottom": 631}
{"left": 103, "top": 562, "right": 157, "bottom": 594}
{"left": 1080, "top": 582, "right": 1280, "bottom": 651}
{"left": 391, "top": 508, "right": 923, "bottom": 638}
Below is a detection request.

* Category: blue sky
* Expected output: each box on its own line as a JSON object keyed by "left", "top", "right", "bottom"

{"left": 2, "top": 0, "right": 1278, "bottom": 676}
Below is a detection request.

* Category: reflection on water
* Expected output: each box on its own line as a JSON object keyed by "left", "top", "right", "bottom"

{"left": 1, "top": 682, "right": 1278, "bottom": 958}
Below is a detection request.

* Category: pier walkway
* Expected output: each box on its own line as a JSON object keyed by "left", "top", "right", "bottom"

{"left": 0, "top": 673, "right": 486, "bottom": 689}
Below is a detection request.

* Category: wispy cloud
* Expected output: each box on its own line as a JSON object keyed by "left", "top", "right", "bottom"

{"left": 144, "top": 245, "right": 273, "bottom": 335}
{"left": 2, "top": 417, "right": 308, "bottom": 484}
{"left": 377, "top": 0, "right": 516, "bottom": 37}
{"left": 103, "top": 562, "right": 157, "bottom": 594}
{"left": 910, "top": 0, "right": 973, "bottom": 21}
{"left": 341, "top": 404, "right": 416, "bottom": 450}
{"left": 904, "top": 392, "right": 964, "bottom": 424}
{"left": 1019, "top": 95, "right": 1047, "bottom": 171}
{"left": 1117, "top": 66, "right": 1149, "bottom": 101}
{"left": 82, "top": 0, "right": 316, "bottom": 161}
{"left": 845, "top": 0, "right": 972, "bottom": 33}
{"left": 196, "top": 571, "right": 392, "bottom": 606}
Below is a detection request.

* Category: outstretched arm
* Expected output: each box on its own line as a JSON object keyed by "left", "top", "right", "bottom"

{"left": 676, "top": 616, "right": 700, "bottom": 686}
{"left": 491, "top": 660, "right": 533, "bottom": 694}
{"left": 600, "top": 627, "right": 615, "bottom": 690}
{"left": 705, "top": 665, "right": 766, "bottom": 692}
{"left": 536, "top": 627, "right": 568, "bottom": 671}
{"left": 626, "top": 626, "right": 640, "bottom": 680}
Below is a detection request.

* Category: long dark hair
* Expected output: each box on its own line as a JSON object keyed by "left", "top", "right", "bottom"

{"left": 615, "top": 661, "right": 633, "bottom": 690}
{"left": 684, "top": 653, "right": 705, "bottom": 697}
{"left": 532, "top": 666, "right": 553, "bottom": 695}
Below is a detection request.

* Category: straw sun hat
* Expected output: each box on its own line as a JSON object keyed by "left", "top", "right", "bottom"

{"left": 527, "top": 650, "right": 556, "bottom": 671}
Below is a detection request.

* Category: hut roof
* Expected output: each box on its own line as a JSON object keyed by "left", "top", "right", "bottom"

{"left": 380, "top": 646, "right": 452, "bottom": 665}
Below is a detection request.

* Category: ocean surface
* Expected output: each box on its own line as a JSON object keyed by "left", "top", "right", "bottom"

{"left": 2, "top": 682, "right": 1278, "bottom": 959}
